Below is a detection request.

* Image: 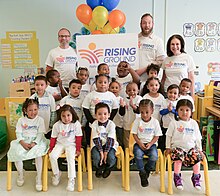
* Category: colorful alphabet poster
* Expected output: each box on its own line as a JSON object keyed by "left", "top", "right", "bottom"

{"left": 1, "top": 31, "right": 39, "bottom": 68}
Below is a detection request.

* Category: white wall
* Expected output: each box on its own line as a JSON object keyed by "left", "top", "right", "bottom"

{"left": 0, "top": 0, "right": 219, "bottom": 97}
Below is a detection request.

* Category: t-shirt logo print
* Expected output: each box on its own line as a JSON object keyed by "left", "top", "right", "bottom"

{"left": 177, "top": 125, "right": 184, "bottom": 133}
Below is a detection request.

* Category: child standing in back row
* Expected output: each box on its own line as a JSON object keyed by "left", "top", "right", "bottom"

{"left": 30, "top": 75, "right": 56, "bottom": 139}
{"left": 132, "top": 99, "right": 162, "bottom": 187}
{"left": 165, "top": 99, "right": 203, "bottom": 191}
{"left": 7, "top": 98, "right": 48, "bottom": 191}
{"left": 49, "top": 104, "right": 82, "bottom": 191}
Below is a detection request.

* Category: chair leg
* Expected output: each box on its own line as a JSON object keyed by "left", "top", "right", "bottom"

{"left": 202, "top": 157, "right": 211, "bottom": 196}
{"left": 42, "top": 154, "right": 49, "bottom": 192}
{"left": 167, "top": 154, "right": 173, "bottom": 195}
{"left": 77, "top": 154, "right": 83, "bottom": 192}
{"left": 7, "top": 161, "right": 12, "bottom": 191}
{"left": 87, "top": 147, "right": 93, "bottom": 190}
{"left": 119, "top": 147, "right": 125, "bottom": 188}
{"left": 124, "top": 148, "right": 130, "bottom": 191}
{"left": 159, "top": 151, "right": 165, "bottom": 193}
{"left": 80, "top": 148, "right": 86, "bottom": 172}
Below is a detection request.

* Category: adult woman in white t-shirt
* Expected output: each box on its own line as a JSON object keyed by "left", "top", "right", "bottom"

{"left": 161, "top": 34, "right": 195, "bottom": 97}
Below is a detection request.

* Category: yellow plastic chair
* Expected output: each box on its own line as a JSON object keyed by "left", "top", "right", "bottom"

{"left": 165, "top": 153, "right": 210, "bottom": 195}
{"left": 42, "top": 148, "right": 86, "bottom": 192}
{"left": 87, "top": 142, "right": 125, "bottom": 190}
{"left": 125, "top": 132, "right": 165, "bottom": 192}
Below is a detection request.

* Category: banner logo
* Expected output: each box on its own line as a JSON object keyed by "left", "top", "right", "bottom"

{"left": 78, "top": 42, "right": 103, "bottom": 64}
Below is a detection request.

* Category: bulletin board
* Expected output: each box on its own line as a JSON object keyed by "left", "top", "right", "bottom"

{"left": 165, "top": 0, "right": 220, "bottom": 88}
{"left": 5, "top": 97, "right": 27, "bottom": 143}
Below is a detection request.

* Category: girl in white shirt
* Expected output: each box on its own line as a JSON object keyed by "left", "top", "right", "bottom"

{"left": 49, "top": 104, "right": 83, "bottom": 192}
{"left": 142, "top": 77, "right": 165, "bottom": 122}
{"left": 165, "top": 99, "right": 203, "bottom": 191}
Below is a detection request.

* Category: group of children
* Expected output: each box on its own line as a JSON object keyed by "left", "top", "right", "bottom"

{"left": 7, "top": 61, "right": 203, "bottom": 192}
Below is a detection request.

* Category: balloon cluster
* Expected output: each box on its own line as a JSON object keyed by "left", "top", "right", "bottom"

{"left": 76, "top": 0, "right": 126, "bottom": 35}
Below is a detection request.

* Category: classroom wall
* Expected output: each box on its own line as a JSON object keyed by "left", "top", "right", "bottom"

{"left": 0, "top": 0, "right": 219, "bottom": 97}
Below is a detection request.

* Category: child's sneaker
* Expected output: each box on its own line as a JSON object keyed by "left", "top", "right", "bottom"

{"left": 139, "top": 171, "right": 148, "bottom": 187}
{"left": 16, "top": 170, "right": 24, "bottom": 187}
{"left": 52, "top": 171, "right": 61, "bottom": 186}
{"left": 191, "top": 173, "right": 201, "bottom": 190}
{"left": 174, "top": 173, "right": 183, "bottom": 190}
{"left": 35, "top": 176, "right": 42, "bottom": 191}
{"left": 61, "top": 158, "right": 67, "bottom": 165}
{"left": 66, "top": 178, "right": 75, "bottom": 191}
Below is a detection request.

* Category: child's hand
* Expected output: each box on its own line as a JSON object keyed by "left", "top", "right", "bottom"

{"left": 29, "top": 142, "right": 36, "bottom": 149}
{"left": 145, "top": 142, "right": 152, "bottom": 150}
{"left": 20, "top": 140, "right": 31, "bottom": 150}
{"left": 119, "top": 98, "right": 126, "bottom": 107}
{"left": 58, "top": 78, "right": 62, "bottom": 86}
{"left": 125, "top": 63, "right": 131, "bottom": 71}
{"left": 165, "top": 148, "right": 171, "bottom": 157}
{"left": 199, "top": 150, "right": 205, "bottom": 158}
{"left": 129, "top": 97, "right": 136, "bottom": 109}
{"left": 103, "top": 151, "right": 108, "bottom": 164}
{"left": 138, "top": 141, "right": 147, "bottom": 151}
{"left": 168, "top": 102, "right": 172, "bottom": 111}
{"left": 76, "top": 150, "right": 81, "bottom": 157}
{"left": 100, "top": 151, "right": 104, "bottom": 166}
{"left": 53, "top": 93, "right": 62, "bottom": 101}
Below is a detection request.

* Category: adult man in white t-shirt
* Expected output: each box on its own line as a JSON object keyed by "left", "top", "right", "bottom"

{"left": 45, "top": 28, "right": 78, "bottom": 92}
{"left": 136, "top": 13, "right": 166, "bottom": 82}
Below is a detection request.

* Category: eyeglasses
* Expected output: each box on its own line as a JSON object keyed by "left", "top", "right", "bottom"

{"left": 58, "top": 35, "right": 70, "bottom": 38}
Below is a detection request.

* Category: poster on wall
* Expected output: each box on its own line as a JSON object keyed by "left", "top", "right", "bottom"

{"left": 1, "top": 31, "right": 39, "bottom": 68}
{"left": 76, "top": 33, "right": 138, "bottom": 83}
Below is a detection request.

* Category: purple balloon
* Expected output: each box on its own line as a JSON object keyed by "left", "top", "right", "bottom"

{"left": 103, "top": 0, "right": 120, "bottom": 11}
{"left": 86, "top": 0, "right": 102, "bottom": 10}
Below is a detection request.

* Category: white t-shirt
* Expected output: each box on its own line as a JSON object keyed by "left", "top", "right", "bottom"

{"left": 161, "top": 53, "right": 196, "bottom": 92}
{"left": 46, "top": 85, "right": 62, "bottom": 106}
{"left": 60, "top": 94, "right": 84, "bottom": 123}
{"left": 115, "top": 74, "right": 133, "bottom": 99}
{"left": 113, "top": 96, "right": 123, "bottom": 128}
{"left": 138, "top": 33, "right": 166, "bottom": 81}
{"left": 142, "top": 93, "right": 165, "bottom": 122}
{"left": 91, "top": 120, "right": 118, "bottom": 150}
{"left": 122, "top": 95, "right": 142, "bottom": 130}
{"left": 51, "top": 120, "right": 82, "bottom": 147}
{"left": 166, "top": 119, "right": 202, "bottom": 151}
{"left": 160, "top": 99, "right": 178, "bottom": 128}
{"left": 80, "top": 83, "right": 91, "bottom": 97}
{"left": 30, "top": 91, "right": 56, "bottom": 133}
{"left": 45, "top": 46, "right": 78, "bottom": 88}
{"left": 82, "top": 91, "right": 118, "bottom": 119}
{"left": 178, "top": 94, "right": 195, "bottom": 112}
{"left": 16, "top": 116, "right": 45, "bottom": 143}
{"left": 131, "top": 117, "right": 162, "bottom": 144}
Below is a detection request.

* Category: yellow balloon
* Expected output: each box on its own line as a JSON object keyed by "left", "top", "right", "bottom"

{"left": 92, "top": 6, "right": 108, "bottom": 28}
{"left": 88, "top": 20, "right": 97, "bottom": 32}
{"left": 102, "top": 23, "right": 112, "bottom": 34}
{"left": 110, "top": 26, "right": 119, "bottom": 34}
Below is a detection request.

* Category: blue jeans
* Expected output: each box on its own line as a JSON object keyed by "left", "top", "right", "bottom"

{"left": 91, "top": 146, "right": 116, "bottom": 170}
{"left": 133, "top": 143, "right": 158, "bottom": 172}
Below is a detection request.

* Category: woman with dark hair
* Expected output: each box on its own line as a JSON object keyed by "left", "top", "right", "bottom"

{"left": 161, "top": 34, "right": 195, "bottom": 96}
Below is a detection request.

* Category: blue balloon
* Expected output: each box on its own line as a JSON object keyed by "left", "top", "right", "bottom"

{"left": 103, "top": 0, "right": 120, "bottom": 11}
{"left": 119, "top": 27, "right": 126, "bottom": 34}
{"left": 72, "top": 33, "right": 81, "bottom": 43}
{"left": 86, "top": 0, "right": 102, "bottom": 10}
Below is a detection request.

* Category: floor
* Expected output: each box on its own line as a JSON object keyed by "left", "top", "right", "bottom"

{"left": 0, "top": 170, "right": 219, "bottom": 196}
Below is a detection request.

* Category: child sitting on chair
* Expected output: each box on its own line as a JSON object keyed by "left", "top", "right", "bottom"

{"left": 91, "top": 102, "right": 119, "bottom": 179}
{"left": 132, "top": 99, "right": 162, "bottom": 187}
{"left": 165, "top": 99, "right": 203, "bottom": 191}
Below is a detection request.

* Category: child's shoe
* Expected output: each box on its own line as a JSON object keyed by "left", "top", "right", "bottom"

{"left": 95, "top": 167, "right": 103, "bottom": 178}
{"left": 139, "top": 171, "right": 148, "bottom": 187}
{"left": 102, "top": 168, "right": 111, "bottom": 178}
{"left": 66, "top": 178, "right": 75, "bottom": 192}
{"left": 191, "top": 173, "right": 201, "bottom": 190}
{"left": 174, "top": 173, "right": 183, "bottom": 190}
{"left": 16, "top": 170, "right": 24, "bottom": 187}
{"left": 52, "top": 171, "right": 61, "bottom": 186}
{"left": 35, "top": 176, "right": 42, "bottom": 191}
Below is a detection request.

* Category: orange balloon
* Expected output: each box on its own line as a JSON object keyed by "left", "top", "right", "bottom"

{"left": 119, "top": 12, "right": 126, "bottom": 28}
{"left": 109, "top": 10, "right": 125, "bottom": 28}
{"left": 92, "top": 30, "right": 103, "bottom": 34}
{"left": 76, "top": 4, "right": 92, "bottom": 25}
